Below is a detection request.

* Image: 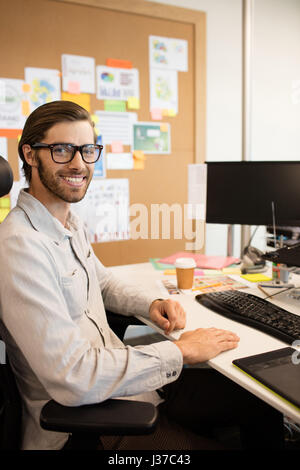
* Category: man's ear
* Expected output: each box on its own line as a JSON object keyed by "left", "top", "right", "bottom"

{"left": 22, "top": 144, "right": 38, "bottom": 168}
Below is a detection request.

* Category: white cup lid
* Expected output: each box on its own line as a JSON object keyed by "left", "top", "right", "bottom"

{"left": 174, "top": 257, "right": 196, "bottom": 269}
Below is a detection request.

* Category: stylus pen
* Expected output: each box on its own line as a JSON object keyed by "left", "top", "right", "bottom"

{"left": 258, "top": 283, "right": 295, "bottom": 289}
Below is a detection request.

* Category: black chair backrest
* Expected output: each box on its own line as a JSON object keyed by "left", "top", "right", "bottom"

{"left": 0, "top": 339, "right": 22, "bottom": 450}
{"left": 0, "top": 155, "right": 13, "bottom": 198}
{"left": 0, "top": 158, "right": 18, "bottom": 448}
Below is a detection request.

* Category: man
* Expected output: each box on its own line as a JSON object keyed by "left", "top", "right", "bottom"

{"left": 0, "top": 101, "right": 283, "bottom": 450}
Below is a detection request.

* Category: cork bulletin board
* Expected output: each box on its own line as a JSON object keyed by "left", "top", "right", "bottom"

{"left": 0, "top": 0, "right": 206, "bottom": 266}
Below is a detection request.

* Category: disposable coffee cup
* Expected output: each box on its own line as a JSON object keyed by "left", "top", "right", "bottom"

{"left": 174, "top": 257, "right": 196, "bottom": 290}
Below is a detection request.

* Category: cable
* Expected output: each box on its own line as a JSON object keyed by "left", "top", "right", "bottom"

{"left": 264, "top": 286, "right": 295, "bottom": 300}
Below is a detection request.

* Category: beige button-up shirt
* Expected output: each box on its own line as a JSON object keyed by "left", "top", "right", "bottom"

{"left": 0, "top": 190, "right": 183, "bottom": 450}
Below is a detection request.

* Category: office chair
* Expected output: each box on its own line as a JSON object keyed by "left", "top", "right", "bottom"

{"left": 0, "top": 155, "right": 158, "bottom": 450}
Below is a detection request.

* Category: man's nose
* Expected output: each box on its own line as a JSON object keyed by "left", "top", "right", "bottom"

{"left": 69, "top": 150, "right": 85, "bottom": 170}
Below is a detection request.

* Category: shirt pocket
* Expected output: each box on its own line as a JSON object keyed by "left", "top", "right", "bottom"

{"left": 60, "top": 268, "right": 87, "bottom": 322}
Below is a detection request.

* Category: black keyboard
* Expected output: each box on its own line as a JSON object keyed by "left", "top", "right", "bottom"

{"left": 196, "top": 290, "right": 300, "bottom": 344}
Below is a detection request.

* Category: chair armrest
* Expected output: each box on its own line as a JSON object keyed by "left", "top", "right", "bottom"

{"left": 40, "top": 399, "right": 158, "bottom": 436}
{"left": 106, "top": 310, "right": 144, "bottom": 340}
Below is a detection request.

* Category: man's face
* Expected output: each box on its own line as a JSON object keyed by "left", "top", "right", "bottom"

{"left": 34, "top": 120, "right": 95, "bottom": 204}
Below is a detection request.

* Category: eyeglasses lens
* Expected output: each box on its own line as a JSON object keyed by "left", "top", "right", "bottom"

{"left": 52, "top": 144, "right": 100, "bottom": 163}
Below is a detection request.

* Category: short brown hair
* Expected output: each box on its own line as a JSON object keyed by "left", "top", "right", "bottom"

{"left": 18, "top": 100, "right": 96, "bottom": 182}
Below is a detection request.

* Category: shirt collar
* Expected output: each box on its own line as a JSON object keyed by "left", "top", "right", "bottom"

{"left": 17, "top": 189, "right": 82, "bottom": 242}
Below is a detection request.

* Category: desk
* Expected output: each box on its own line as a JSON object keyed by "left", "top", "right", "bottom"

{"left": 109, "top": 262, "right": 300, "bottom": 425}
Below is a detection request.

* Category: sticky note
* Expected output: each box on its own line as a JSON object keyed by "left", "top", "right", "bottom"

{"left": 104, "top": 100, "right": 126, "bottom": 112}
{"left": 21, "top": 100, "right": 30, "bottom": 116}
{"left": 67, "top": 81, "right": 80, "bottom": 94}
{"left": 164, "top": 269, "right": 176, "bottom": 275}
{"left": 106, "top": 58, "right": 132, "bottom": 69}
{"left": 0, "top": 129, "right": 23, "bottom": 138}
{"left": 168, "top": 109, "right": 176, "bottom": 117}
{"left": 241, "top": 274, "right": 272, "bottom": 283}
{"left": 151, "top": 108, "right": 163, "bottom": 120}
{"left": 61, "top": 92, "right": 90, "bottom": 112}
{"left": 160, "top": 123, "right": 169, "bottom": 132}
{"left": 127, "top": 96, "right": 140, "bottom": 109}
{"left": 111, "top": 141, "right": 124, "bottom": 153}
{"left": 133, "top": 150, "right": 146, "bottom": 170}
{"left": 223, "top": 267, "right": 241, "bottom": 274}
{"left": 22, "top": 83, "right": 31, "bottom": 93}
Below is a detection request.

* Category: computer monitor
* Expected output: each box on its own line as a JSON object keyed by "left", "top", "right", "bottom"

{"left": 205, "top": 161, "right": 300, "bottom": 227}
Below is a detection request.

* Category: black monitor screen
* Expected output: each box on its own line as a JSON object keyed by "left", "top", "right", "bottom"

{"left": 206, "top": 161, "right": 300, "bottom": 226}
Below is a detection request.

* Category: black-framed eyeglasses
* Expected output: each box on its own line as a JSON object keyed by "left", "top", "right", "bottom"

{"left": 31, "top": 143, "right": 103, "bottom": 164}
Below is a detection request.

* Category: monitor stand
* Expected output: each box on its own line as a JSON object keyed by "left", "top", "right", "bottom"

{"left": 227, "top": 224, "right": 234, "bottom": 257}
{"left": 227, "top": 225, "right": 251, "bottom": 258}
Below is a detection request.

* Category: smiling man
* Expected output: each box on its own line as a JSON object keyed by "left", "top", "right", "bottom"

{"left": 0, "top": 101, "right": 284, "bottom": 451}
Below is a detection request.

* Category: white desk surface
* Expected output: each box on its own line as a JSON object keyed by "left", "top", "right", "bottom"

{"left": 109, "top": 262, "right": 300, "bottom": 425}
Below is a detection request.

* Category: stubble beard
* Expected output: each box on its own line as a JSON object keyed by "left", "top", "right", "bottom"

{"left": 36, "top": 155, "right": 92, "bottom": 204}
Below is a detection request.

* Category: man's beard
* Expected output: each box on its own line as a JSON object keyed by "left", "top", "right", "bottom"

{"left": 36, "top": 155, "right": 91, "bottom": 204}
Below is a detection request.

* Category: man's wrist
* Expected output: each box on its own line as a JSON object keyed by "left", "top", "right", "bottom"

{"left": 149, "top": 298, "right": 164, "bottom": 310}
{"left": 173, "top": 340, "right": 188, "bottom": 364}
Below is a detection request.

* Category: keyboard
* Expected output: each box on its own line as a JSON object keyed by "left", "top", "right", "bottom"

{"left": 195, "top": 290, "right": 300, "bottom": 344}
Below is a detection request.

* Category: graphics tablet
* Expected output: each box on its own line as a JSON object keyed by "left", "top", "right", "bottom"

{"left": 232, "top": 347, "right": 300, "bottom": 410}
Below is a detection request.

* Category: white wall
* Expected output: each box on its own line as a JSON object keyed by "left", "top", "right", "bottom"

{"left": 252, "top": 0, "right": 300, "bottom": 161}
{"left": 144, "top": 0, "right": 300, "bottom": 258}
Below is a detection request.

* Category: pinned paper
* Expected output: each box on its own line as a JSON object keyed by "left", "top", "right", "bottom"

{"left": 151, "top": 108, "right": 163, "bottom": 120}
{"left": 127, "top": 96, "right": 140, "bottom": 109}
{"left": 133, "top": 150, "right": 146, "bottom": 170}
{"left": 0, "top": 137, "right": 8, "bottom": 159}
{"left": 0, "top": 78, "right": 27, "bottom": 129}
{"left": 104, "top": 100, "right": 126, "bottom": 112}
{"left": 62, "top": 54, "right": 95, "bottom": 94}
{"left": 61, "top": 92, "right": 91, "bottom": 112}
{"left": 160, "top": 123, "right": 169, "bottom": 132}
{"left": 106, "top": 58, "right": 132, "bottom": 69}
{"left": 96, "top": 66, "right": 139, "bottom": 102}
{"left": 67, "top": 81, "right": 81, "bottom": 94}
{"left": 111, "top": 141, "right": 124, "bottom": 153}
{"left": 106, "top": 153, "right": 133, "bottom": 170}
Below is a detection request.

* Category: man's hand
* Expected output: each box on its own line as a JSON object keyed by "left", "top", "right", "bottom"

{"left": 149, "top": 299, "right": 186, "bottom": 335}
{"left": 174, "top": 328, "right": 240, "bottom": 364}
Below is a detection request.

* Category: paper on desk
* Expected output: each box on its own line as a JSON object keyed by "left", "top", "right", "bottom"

{"left": 158, "top": 275, "right": 247, "bottom": 296}
{"left": 149, "top": 258, "right": 174, "bottom": 270}
{"left": 158, "top": 252, "right": 240, "bottom": 270}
